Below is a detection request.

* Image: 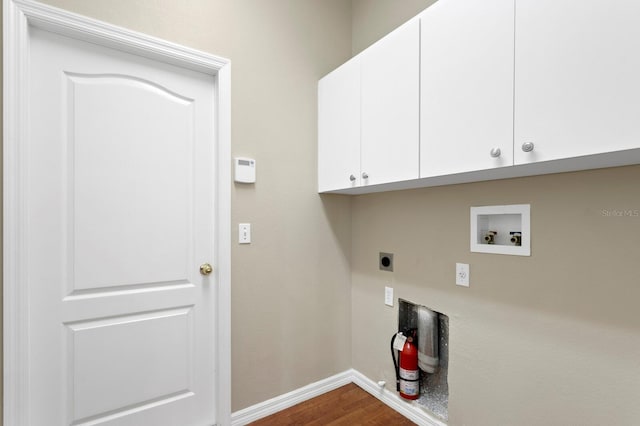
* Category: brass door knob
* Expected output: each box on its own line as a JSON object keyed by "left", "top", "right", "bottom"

{"left": 200, "top": 263, "right": 213, "bottom": 276}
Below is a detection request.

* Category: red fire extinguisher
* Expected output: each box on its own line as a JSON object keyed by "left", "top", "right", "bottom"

{"left": 391, "top": 329, "right": 420, "bottom": 400}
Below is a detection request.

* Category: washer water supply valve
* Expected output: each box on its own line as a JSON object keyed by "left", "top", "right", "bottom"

{"left": 483, "top": 231, "right": 497, "bottom": 244}
{"left": 510, "top": 232, "right": 522, "bottom": 246}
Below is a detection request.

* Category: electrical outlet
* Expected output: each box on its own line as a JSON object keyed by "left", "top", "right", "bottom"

{"left": 456, "top": 263, "right": 470, "bottom": 287}
{"left": 239, "top": 223, "right": 251, "bottom": 244}
{"left": 384, "top": 286, "right": 393, "bottom": 306}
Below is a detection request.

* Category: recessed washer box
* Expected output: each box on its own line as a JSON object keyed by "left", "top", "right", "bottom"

{"left": 470, "top": 204, "right": 530, "bottom": 256}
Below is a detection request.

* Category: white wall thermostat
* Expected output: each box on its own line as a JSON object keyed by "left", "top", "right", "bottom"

{"left": 234, "top": 157, "right": 256, "bottom": 183}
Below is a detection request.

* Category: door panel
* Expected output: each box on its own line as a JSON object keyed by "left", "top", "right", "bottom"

{"left": 317, "top": 57, "right": 361, "bottom": 192}
{"left": 515, "top": 0, "right": 640, "bottom": 164}
{"left": 420, "top": 0, "right": 514, "bottom": 177}
{"left": 361, "top": 19, "right": 420, "bottom": 186}
{"left": 28, "top": 27, "right": 215, "bottom": 426}
{"left": 67, "top": 307, "right": 193, "bottom": 422}
{"left": 70, "top": 74, "right": 194, "bottom": 291}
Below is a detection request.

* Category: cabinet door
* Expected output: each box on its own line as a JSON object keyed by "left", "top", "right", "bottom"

{"left": 515, "top": 0, "right": 640, "bottom": 164}
{"left": 420, "top": 0, "right": 514, "bottom": 177}
{"left": 361, "top": 19, "right": 420, "bottom": 186}
{"left": 318, "top": 57, "right": 361, "bottom": 192}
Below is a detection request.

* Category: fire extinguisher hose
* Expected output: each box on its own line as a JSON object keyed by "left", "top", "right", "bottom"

{"left": 390, "top": 334, "right": 400, "bottom": 392}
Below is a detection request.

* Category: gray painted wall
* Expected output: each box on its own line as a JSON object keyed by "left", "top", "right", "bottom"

{"left": 351, "top": 0, "right": 436, "bottom": 54}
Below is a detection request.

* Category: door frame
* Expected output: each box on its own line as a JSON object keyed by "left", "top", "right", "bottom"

{"left": 3, "top": 0, "right": 232, "bottom": 424}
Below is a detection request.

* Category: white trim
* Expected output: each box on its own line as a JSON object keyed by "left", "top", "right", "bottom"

{"left": 230, "top": 371, "right": 354, "bottom": 426}
{"left": 230, "top": 370, "right": 447, "bottom": 426}
{"left": 2, "top": 1, "right": 232, "bottom": 425}
{"left": 215, "top": 62, "right": 233, "bottom": 426}
{"left": 351, "top": 370, "right": 447, "bottom": 426}
{"left": 10, "top": 0, "right": 227, "bottom": 74}
{"left": 3, "top": 1, "right": 32, "bottom": 424}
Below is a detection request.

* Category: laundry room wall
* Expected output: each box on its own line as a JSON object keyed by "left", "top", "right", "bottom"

{"left": 351, "top": 0, "right": 436, "bottom": 54}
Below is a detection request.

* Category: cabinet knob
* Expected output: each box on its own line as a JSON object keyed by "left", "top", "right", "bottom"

{"left": 490, "top": 147, "right": 501, "bottom": 158}
{"left": 521, "top": 142, "right": 535, "bottom": 153}
{"left": 362, "top": 172, "right": 369, "bottom": 179}
{"left": 349, "top": 174, "right": 356, "bottom": 182}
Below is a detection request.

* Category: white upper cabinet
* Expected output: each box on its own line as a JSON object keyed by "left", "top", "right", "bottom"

{"left": 361, "top": 18, "right": 420, "bottom": 186}
{"left": 420, "top": 0, "right": 515, "bottom": 177}
{"left": 318, "top": 57, "right": 361, "bottom": 192}
{"left": 318, "top": 0, "right": 640, "bottom": 194}
{"left": 318, "top": 18, "right": 420, "bottom": 192}
{"left": 515, "top": 0, "right": 640, "bottom": 164}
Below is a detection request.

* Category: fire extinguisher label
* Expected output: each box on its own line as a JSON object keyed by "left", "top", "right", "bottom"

{"left": 393, "top": 333, "right": 407, "bottom": 351}
{"left": 399, "top": 367, "right": 419, "bottom": 380}
{"left": 399, "top": 379, "right": 419, "bottom": 396}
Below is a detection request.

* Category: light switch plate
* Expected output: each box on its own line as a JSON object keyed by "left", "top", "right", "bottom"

{"left": 384, "top": 286, "right": 394, "bottom": 306}
{"left": 456, "top": 263, "right": 469, "bottom": 287}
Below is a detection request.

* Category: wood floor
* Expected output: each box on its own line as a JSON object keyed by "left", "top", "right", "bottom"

{"left": 248, "top": 383, "right": 416, "bottom": 425}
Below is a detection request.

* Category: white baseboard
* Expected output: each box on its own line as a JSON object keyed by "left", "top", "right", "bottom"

{"left": 230, "top": 370, "right": 353, "bottom": 425}
{"left": 350, "top": 369, "right": 446, "bottom": 426}
{"left": 230, "top": 369, "right": 446, "bottom": 426}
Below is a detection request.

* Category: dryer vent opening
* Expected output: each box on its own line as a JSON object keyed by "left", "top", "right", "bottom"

{"left": 398, "top": 299, "right": 449, "bottom": 422}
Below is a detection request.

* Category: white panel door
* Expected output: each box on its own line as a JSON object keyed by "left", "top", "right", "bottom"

{"left": 515, "top": 0, "right": 640, "bottom": 164}
{"left": 420, "top": 0, "right": 514, "bottom": 177}
{"left": 318, "top": 57, "right": 361, "bottom": 192}
{"left": 361, "top": 18, "right": 420, "bottom": 186}
{"left": 27, "top": 27, "right": 216, "bottom": 426}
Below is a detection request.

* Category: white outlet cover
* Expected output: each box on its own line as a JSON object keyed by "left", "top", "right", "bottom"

{"left": 456, "top": 263, "right": 469, "bottom": 287}
{"left": 239, "top": 223, "right": 251, "bottom": 244}
{"left": 384, "top": 286, "right": 394, "bottom": 306}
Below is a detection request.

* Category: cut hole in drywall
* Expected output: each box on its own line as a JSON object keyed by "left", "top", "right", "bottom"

{"left": 398, "top": 299, "right": 449, "bottom": 422}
